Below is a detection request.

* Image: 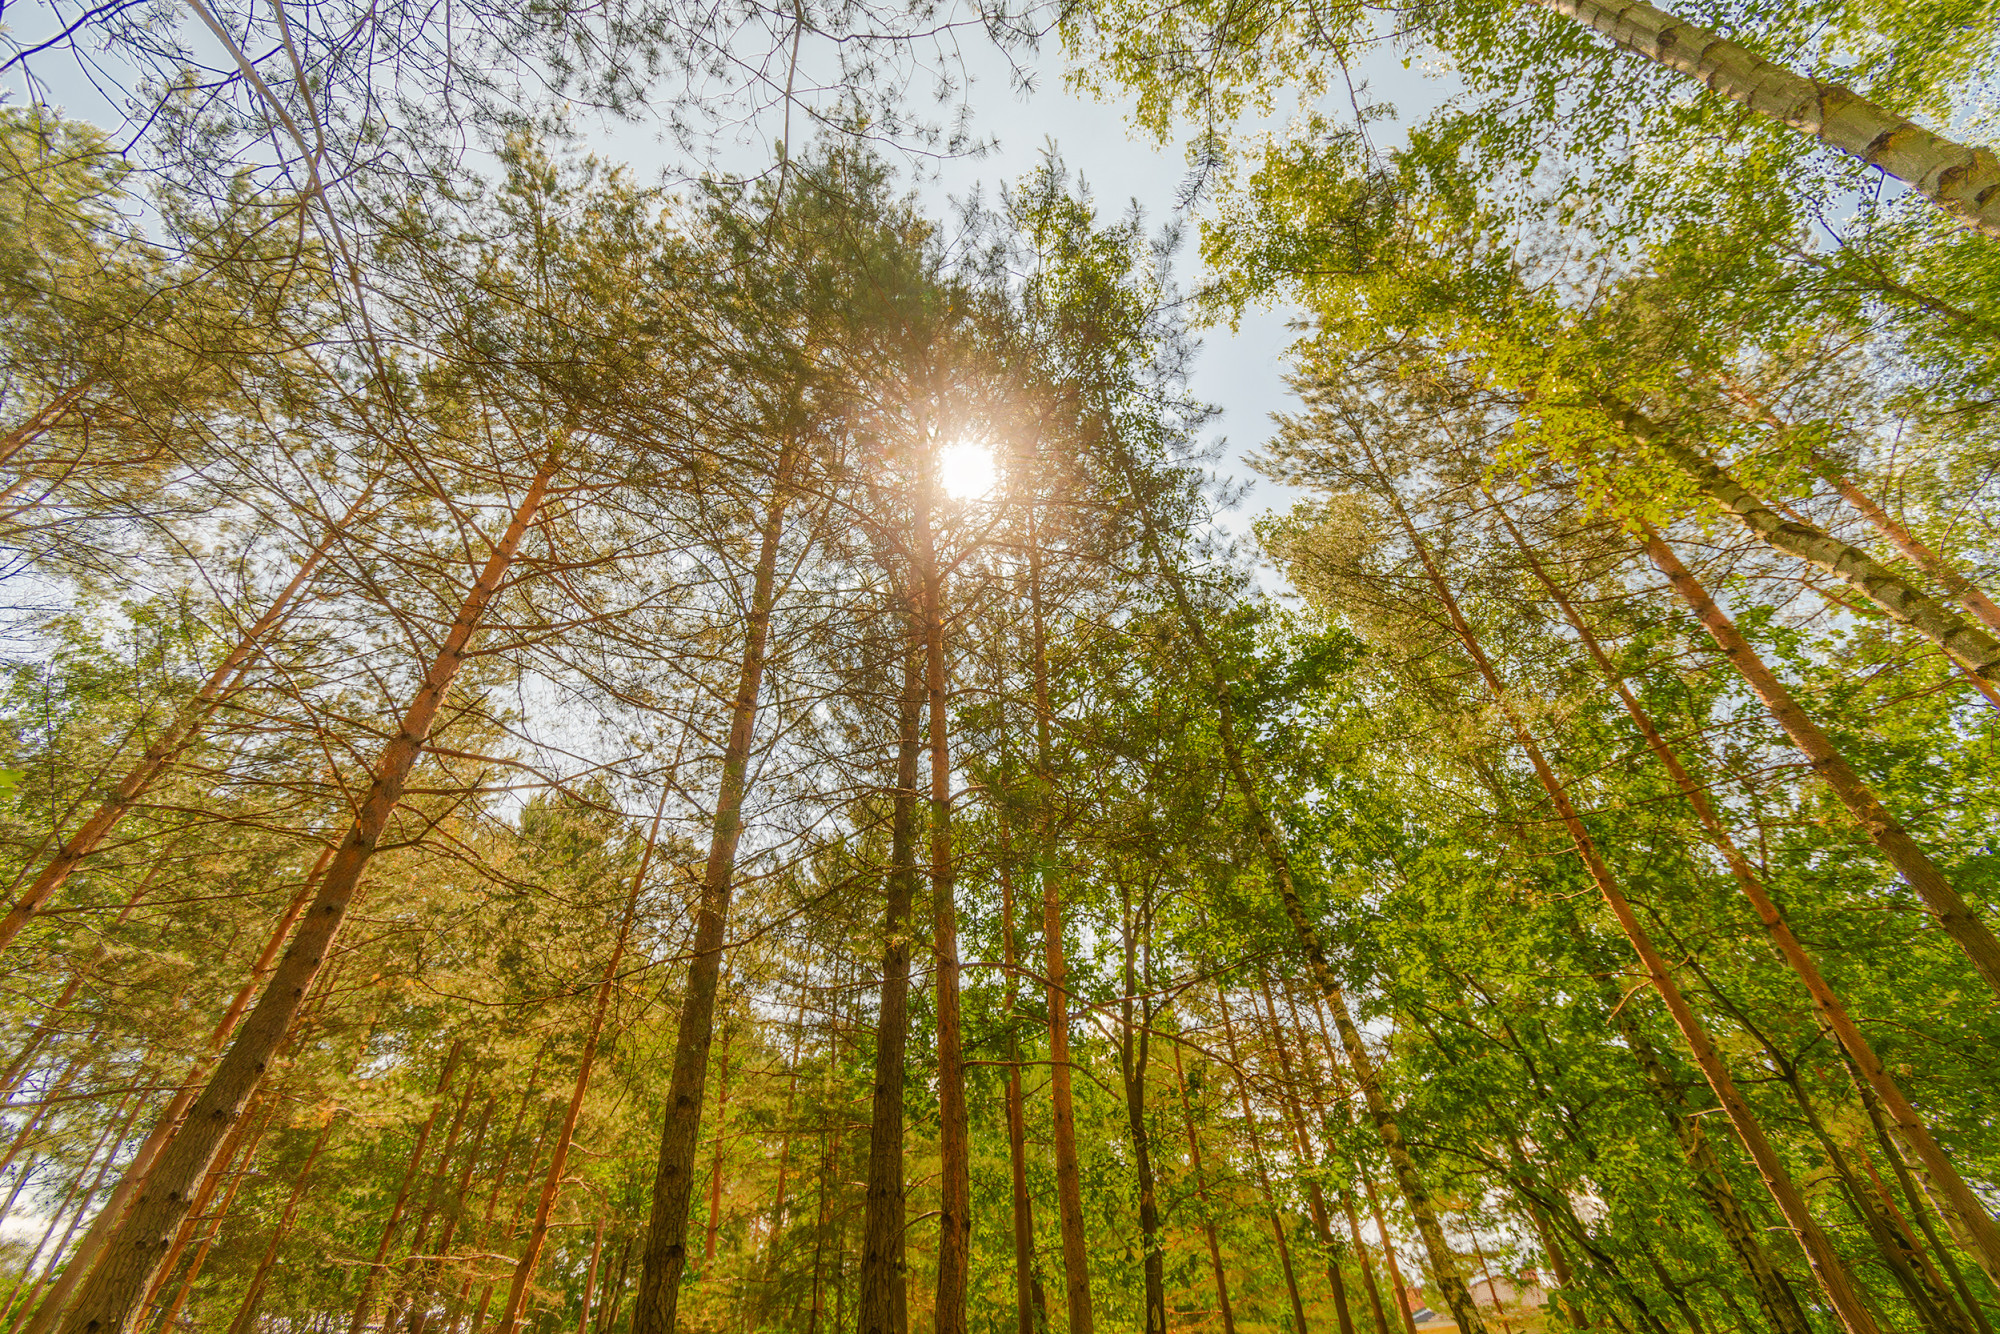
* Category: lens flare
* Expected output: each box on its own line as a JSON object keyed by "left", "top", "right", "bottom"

{"left": 938, "top": 440, "right": 997, "bottom": 500}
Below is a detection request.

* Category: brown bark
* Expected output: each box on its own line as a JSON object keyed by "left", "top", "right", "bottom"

{"left": 1217, "top": 987, "right": 1313, "bottom": 1334}
{"left": 148, "top": 1093, "right": 276, "bottom": 1334}
{"left": 56, "top": 458, "right": 552, "bottom": 1334}
{"left": 912, "top": 457, "right": 969, "bottom": 1334}
{"left": 631, "top": 442, "right": 795, "bottom": 1334}
{"left": 1170, "top": 1040, "right": 1237, "bottom": 1334}
{"left": 701, "top": 1015, "right": 735, "bottom": 1265}
{"left": 141, "top": 1088, "right": 273, "bottom": 1315}
{"left": 998, "top": 852, "right": 1043, "bottom": 1334}
{"left": 26, "top": 887, "right": 343, "bottom": 1334}
{"left": 1495, "top": 497, "right": 2000, "bottom": 1284}
{"left": 1118, "top": 451, "right": 1490, "bottom": 1334}
{"left": 1532, "top": 0, "right": 2000, "bottom": 237}
{"left": 1264, "top": 980, "right": 1358, "bottom": 1334}
{"left": 1118, "top": 885, "right": 1167, "bottom": 1334}
{"left": 857, "top": 639, "right": 922, "bottom": 1334}
{"left": 575, "top": 1222, "right": 606, "bottom": 1334}
{"left": 1375, "top": 477, "right": 1877, "bottom": 1334}
{"left": 1028, "top": 508, "right": 1094, "bottom": 1334}
{"left": 0, "top": 495, "right": 365, "bottom": 955}
{"left": 1640, "top": 526, "right": 2000, "bottom": 1001}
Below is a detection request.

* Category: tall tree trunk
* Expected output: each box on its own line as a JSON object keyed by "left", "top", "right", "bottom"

{"left": 0, "top": 491, "right": 369, "bottom": 954}
{"left": 912, "top": 459, "right": 969, "bottom": 1334}
{"left": 149, "top": 1093, "right": 277, "bottom": 1334}
{"left": 492, "top": 794, "right": 662, "bottom": 1334}
{"left": 1356, "top": 1173, "right": 1418, "bottom": 1334}
{"left": 632, "top": 442, "right": 796, "bottom": 1334}
{"left": 702, "top": 1011, "right": 736, "bottom": 1265}
{"left": 858, "top": 637, "right": 922, "bottom": 1334}
{"left": 1530, "top": 0, "right": 2000, "bottom": 236}
{"left": 1494, "top": 497, "right": 2000, "bottom": 1283}
{"left": 1639, "top": 525, "right": 2000, "bottom": 1003}
{"left": 1713, "top": 377, "right": 2000, "bottom": 638}
{"left": 1027, "top": 510, "right": 1093, "bottom": 1334}
{"left": 1606, "top": 402, "right": 2000, "bottom": 676}
{"left": 53, "top": 458, "right": 552, "bottom": 1334}
{"left": 1118, "top": 883, "right": 1167, "bottom": 1334}
{"left": 998, "top": 852, "right": 1043, "bottom": 1334}
{"left": 1217, "top": 987, "right": 1313, "bottom": 1334}
{"left": 1115, "top": 451, "right": 1490, "bottom": 1334}
{"left": 575, "top": 1223, "right": 606, "bottom": 1334}
{"left": 28, "top": 862, "right": 351, "bottom": 1334}
{"left": 1264, "top": 980, "right": 1357, "bottom": 1334}
{"left": 384, "top": 1072, "right": 481, "bottom": 1334}
{"left": 1170, "top": 1040, "right": 1237, "bottom": 1334}
{"left": 1371, "top": 470, "right": 1877, "bottom": 1334}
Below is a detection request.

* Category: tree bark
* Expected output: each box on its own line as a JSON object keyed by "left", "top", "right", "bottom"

{"left": 1217, "top": 986, "right": 1314, "bottom": 1334}
{"left": 1495, "top": 497, "right": 2000, "bottom": 1284}
{"left": 1607, "top": 402, "right": 2000, "bottom": 676}
{"left": 55, "top": 458, "right": 552, "bottom": 1334}
{"left": 1027, "top": 508, "right": 1094, "bottom": 1334}
{"left": 857, "top": 638, "right": 922, "bottom": 1334}
{"left": 1118, "top": 884, "right": 1167, "bottom": 1334}
{"left": 912, "top": 457, "right": 970, "bottom": 1334}
{"left": 1170, "top": 1040, "right": 1237, "bottom": 1334}
{"left": 1264, "top": 979, "right": 1358, "bottom": 1334}
{"left": 1376, "top": 474, "right": 1878, "bottom": 1334}
{"left": 1640, "top": 525, "right": 2000, "bottom": 1002}
{"left": 1532, "top": 0, "right": 2000, "bottom": 236}
{"left": 998, "top": 853, "right": 1044, "bottom": 1334}
{"left": 632, "top": 442, "right": 795, "bottom": 1334}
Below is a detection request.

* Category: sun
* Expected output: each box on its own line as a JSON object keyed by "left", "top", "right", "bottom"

{"left": 938, "top": 440, "right": 997, "bottom": 501}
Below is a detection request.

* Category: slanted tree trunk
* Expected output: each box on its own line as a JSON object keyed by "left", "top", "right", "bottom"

{"left": 1606, "top": 401, "right": 2000, "bottom": 677}
{"left": 858, "top": 636, "right": 922, "bottom": 1334}
{"left": 407, "top": 1092, "right": 499, "bottom": 1334}
{"left": 1494, "top": 495, "right": 2000, "bottom": 1284}
{"left": 702, "top": 1008, "right": 737, "bottom": 1265}
{"left": 1372, "top": 467, "right": 1878, "bottom": 1334}
{"left": 1530, "top": 0, "right": 2000, "bottom": 236}
{"left": 1640, "top": 525, "right": 2000, "bottom": 1003}
{"left": 54, "top": 457, "right": 553, "bottom": 1334}
{"left": 632, "top": 442, "right": 797, "bottom": 1334}
{"left": 1170, "top": 1040, "right": 1237, "bottom": 1334}
{"left": 1217, "top": 986, "right": 1313, "bottom": 1334}
{"left": 492, "top": 795, "right": 664, "bottom": 1334}
{"left": 384, "top": 1072, "right": 482, "bottom": 1333}
{"left": 1264, "top": 979, "right": 1358, "bottom": 1334}
{"left": 1027, "top": 511, "right": 1093, "bottom": 1334}
{"left": 0, "top": 490, "right": 371, "bottom": 954}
